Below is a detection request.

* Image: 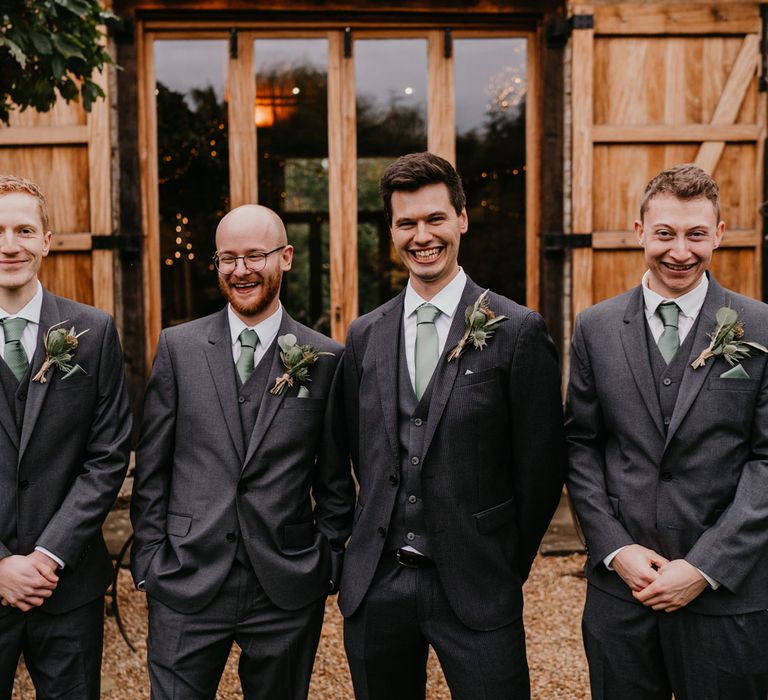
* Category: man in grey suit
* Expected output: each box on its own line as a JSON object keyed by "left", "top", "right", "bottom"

{"left": 131, "top": 204, "right": 355, "bottom": 699}
{"left": 567, "top": 164, "right": 768, "bottom": 699}
{"left": 339, "top": 152, "right": 566, "bottom": 699}
{"left": 0, "top": 175, "right": 132, "bottom": 699}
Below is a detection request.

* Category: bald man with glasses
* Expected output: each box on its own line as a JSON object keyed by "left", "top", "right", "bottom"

{"left": 131, "top": 204, "right": 354, "bottom": 700}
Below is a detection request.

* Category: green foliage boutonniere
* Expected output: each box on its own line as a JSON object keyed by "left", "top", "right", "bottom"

{"left": 691, "top": 306, "right": 767, "bottom": 370}
{"left": 447, "top": 289, "right": 507, "bottom": 362}
{"left": 269, "top": 333, "right": 334, "bottom": 396}
{"left": 32, "top": 320, "right": 90, "bottom": 383}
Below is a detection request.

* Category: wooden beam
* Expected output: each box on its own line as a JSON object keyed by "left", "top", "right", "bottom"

{"left": 525, "top": 28, "right": 540, "bottom": 312}
{"left": 594, "top": 5, "right": 759, "bottom": 36}
{"left": 695, "top": 34, "right": 759, "bottom": 174}
{"left": 228, "top": 33, "right": 257, "bottom": 206}
{"left": 427, "top": 30, "right": 455, "bottom": 165}
{"left": 49, "top": 233, "right": 94, "bottom": 251}
{"left": 593, "top": 124, "right": 759, "bottom": 143}
{"left": 0, "top": 126, "right": 89, "bottom": 145}
{"left": 592, "top": 229, "right": 759, "bottom": 249}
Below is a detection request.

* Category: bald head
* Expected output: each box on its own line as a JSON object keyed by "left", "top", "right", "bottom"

{"left": 215, "top": 204, "right": 287, "bottom": 250}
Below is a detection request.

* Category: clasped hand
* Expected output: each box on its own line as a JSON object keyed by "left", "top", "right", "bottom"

{"left": 0, "top": 551, "right": 59, "bottom": 611}
{"left": 612, "top": 544, "right": 708, "bottom": 612}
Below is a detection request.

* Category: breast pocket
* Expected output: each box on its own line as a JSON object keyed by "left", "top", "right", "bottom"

{"left": 54, "top": 376, "right": 93, "bottom": 391}
{"left": 707, "top": 378, "right": 760, "bottom": 393}
{"left": 454, "top": 367, "right": 501, "bottom": 388}
{"left": 281, "top": 397, "right": 324, "bottom": 411}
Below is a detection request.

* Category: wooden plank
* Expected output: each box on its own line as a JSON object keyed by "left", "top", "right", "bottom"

{"left": 571, "top": 5, "right": 594, "bottom": 316}
{"left": 592, "top": 229, "right": 759, "bottom": 249}
{"left": 0, "top": 126, "right": 89, "bottom": 146}
{"left": 593, "top": 124, "right": 759, "bottom": 143}
{"left": 594, "top": 5, "right": 759, "bottom": 36}
{"left": 49, "top": 233, "right": 94, "bottom": 251}
{"left": 427, "top": 30, "right": 455, "bottom": 165}
{"left": 39, "top": 253, "right": 94, "bottom": 305}
{"left": 695, "top": 34, "right": 759, "bottom": 174}
{"left": 228, "top": 33, "right": 257, "bottom": 206}
{"left": 525, "top": 28, "right": 539, "bottom": 312}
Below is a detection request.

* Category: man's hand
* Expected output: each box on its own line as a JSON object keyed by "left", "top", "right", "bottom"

{"left": 633, "top": 559, "right": 708, "bottom": 612}
{"left": 0, "top": 553, "right": 59, "bottom": 612}
{"left": 612, "top": 544, "right": 669, "bottom": 592}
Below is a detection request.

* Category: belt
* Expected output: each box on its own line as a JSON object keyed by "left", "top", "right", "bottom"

{"left": 396, "top": 548, "right": 434, "bottom": 568}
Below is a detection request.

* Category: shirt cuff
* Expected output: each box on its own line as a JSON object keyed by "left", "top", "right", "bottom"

{"left": 603, "top": 546, "right": 626, "bottom": 571}
{"left": 35, "top": 546, "right": 65, "bottom": 569}
{"left": 696, "top": 567, "right": 720, "bottom": 590}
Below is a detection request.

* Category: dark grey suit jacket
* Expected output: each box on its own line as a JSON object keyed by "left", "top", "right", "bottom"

{"left": 0, "top": 289, "right": 132, "bottom": 614}
{"left": 130, "top": 308, "right": 355, "bottom": 614}
{"left": 566, "top": 275, "right": 768, "bottom": 614}
{"left": 338, "top": 276, "right": 567, "bottom": 631}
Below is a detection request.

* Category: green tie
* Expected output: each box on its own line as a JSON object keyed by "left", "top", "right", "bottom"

{"left": 415, "top": 303, "right": 440, "bottom": 400}
{"left": 236, "top": 329, "right": 258, "bottom": 384}
{"left": 2, "top": 317, "right": 28, "bottom": 381}
{"left": 656, "top": 302, "right": 680, "bottom": 364}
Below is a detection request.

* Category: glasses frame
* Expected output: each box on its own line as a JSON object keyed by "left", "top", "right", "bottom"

{"left": 213, "top": 245, "right": 287, "bottom": 273}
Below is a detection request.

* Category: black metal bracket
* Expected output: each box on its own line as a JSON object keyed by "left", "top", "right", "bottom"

{"left": 544, "top": 232, "right": 593, "bottom": 255}
{"left": 444, "top": 28, "right": 452, "bottom": 59}
{"left": 760, "top": 5, "right": 768, "bottom": 91}
{"left": 92, "top": 234, "right": 141, "bottom": 254}
{"left": 344, "top": 27, "right": 352, "bottom": 58}
{"left": 571, "top": 14, "right": 594, "bottom": 31}
{"left": 229, "top": 29, "right": 238, "bottom": 59}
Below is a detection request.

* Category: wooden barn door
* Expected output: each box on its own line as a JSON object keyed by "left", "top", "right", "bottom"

{"left": 0, "top": 66, "right": 115, "bottom": 314}
{"left": 571, "top": 3, "right": 765, "bottom": 316}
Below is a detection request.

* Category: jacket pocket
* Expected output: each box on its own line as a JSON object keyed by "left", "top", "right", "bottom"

{"left": 473, "top": 497, "right": 515, "bottom": 534}
{"left": 166, "top": 513, "right": 192, "bottom": 537}
{"left": 707, "top": 377, "right": 759, "bottom": 392}
{"left": 454, "top": 367, "right": 500, "bottom": 388}
{"left": 54, "top": 376, "right": 93, "bottom": 391}
{"left": 281, "top": 397, "right": 324, "bottom": 410}
{"left": 283, "top": 521, "right": 315, "bottom": 548}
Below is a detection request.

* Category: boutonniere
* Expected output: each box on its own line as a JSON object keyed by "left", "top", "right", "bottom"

{"left": 32, "top": 320, "right": 90, "bottom": 383}
{"left": 269, "top": 333, "right": 334, "bottom": 396}
{"left": 691, "top": 306, "right": 767, "bottom": 370}
{"left": 447, "top": 289, "right": 507, "bottom": 362}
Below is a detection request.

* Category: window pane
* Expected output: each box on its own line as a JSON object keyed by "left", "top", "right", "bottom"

{"left": 455, "top": 38, "right": 527, "bottom": 304}
{"left": 356, "top": 39, "right": 428, "bottom": 315}
{"left": 254, "top": 40, "right": 330, "bottom": 333}
{"left": 155, "top": 40, "right": 229, "bottom": 327}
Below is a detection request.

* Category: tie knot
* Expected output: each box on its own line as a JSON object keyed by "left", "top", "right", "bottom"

{"left": 2, "top": 317, "right": 27, "bottom": 342}
{"left": 416, "top": 303, "right": 440, "bottom": 325}
{"left": 239, "top": 328, "right": 258, "bottom": 350}
{"left": 657, "top": 302, "right": 679, "bottom": 329}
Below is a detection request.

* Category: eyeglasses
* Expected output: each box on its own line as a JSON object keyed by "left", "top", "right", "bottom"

{"left": 213, "top": 246, "right": 286, "bottom": 273}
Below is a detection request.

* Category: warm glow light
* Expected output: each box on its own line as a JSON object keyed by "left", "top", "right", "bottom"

{"left": 404, "top": 87, "right": 414, "bottom": 95}
{"left": 292, "top": 87, "right": 300, "bottom": 95}
{"left": 175, "top": 237, "right": 182, "bottom": 245}
{"left": 174, "top": 251, "right": 181, "bottom": 259}
{"left": 186, "top": 243, "right": 192, "bottom": 250}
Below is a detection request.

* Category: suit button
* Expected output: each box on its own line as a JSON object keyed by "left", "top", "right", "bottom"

{"left": 17, "top": 393, "right": 26, "bottom": 401}
{"left": 18, "top": 480, "right": 29, "bottom": 490}
{"left": 413, "top": 418, "right": 423, "bottom": 426}
{"left": 411, "top": 456, "right": 420, "bottom": 465}
{"left": 660, "top": 472, "right": 674, "bottom": 481}
{"left": 237, "top": 483, "right": 247, "bottom": 494}
{"left": 663, "top": 378, "right": 672, "bottom": 386}
{"left": 226, "top": 532, "right": 237, "bottom": 542}
{"left": 238, "top": 396, "right": 246, "bottom": 403}
{"left": 377, "top": 527, "right": 387, "bottom": 537}
{"left": 408, "top": 495, "right": 417, "bottom": 504}
{"left": 406, "top": 532, "right": 415, "bottom": 541}
{"left": 389, "top": 474, "right": 399, "bottom": 485}
{"left": 664, "top": 417, "right": 671, "bottom": 426}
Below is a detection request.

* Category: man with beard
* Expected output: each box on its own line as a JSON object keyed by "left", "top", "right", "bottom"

{"left": 131, "top": 204, "right": 355, "bottom": 700}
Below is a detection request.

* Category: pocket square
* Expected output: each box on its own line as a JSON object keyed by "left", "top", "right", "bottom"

{"left": 62, "top": 364, "right": 87, "bottom": 380}
{"left": 719, "top": 364, "right": 750, "bottom": 379}
{"left": 297, "top": 385, "right": 311, "bottom": 398}
{"left": 464, "top": 369, "right": 474, "bottom": 375}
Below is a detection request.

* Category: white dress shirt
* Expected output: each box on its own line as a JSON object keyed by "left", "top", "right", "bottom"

{"left": 604, "top": 272, "right": 718, "bottom": 589}
{"left": 0, "top": 282, "right": 65, "bottom": 569}
{"left": 402, "top": 268, "right": 467, "bottom": 392}
{"left": 227, "top": 303, "right": 283, "bottom": 368}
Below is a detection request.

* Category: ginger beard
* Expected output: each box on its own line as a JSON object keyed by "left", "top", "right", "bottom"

{"left": 217, "top": 264, "right": 282, "bottom": 319}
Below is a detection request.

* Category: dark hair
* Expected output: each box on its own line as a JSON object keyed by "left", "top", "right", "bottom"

{"left": 379, "top": 152, "right": 466, "bottom": 226}
{"left": 640, "top": 164, "right": 720, "bottom": 222}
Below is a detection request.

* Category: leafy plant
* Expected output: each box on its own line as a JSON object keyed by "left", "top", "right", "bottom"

{"left": 0, "top": 0, "right": 115, "bottom": 124}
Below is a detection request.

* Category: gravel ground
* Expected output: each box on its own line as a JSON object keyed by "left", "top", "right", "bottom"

{"left": 12, "top": 553, "right": 589, "bottom": 699}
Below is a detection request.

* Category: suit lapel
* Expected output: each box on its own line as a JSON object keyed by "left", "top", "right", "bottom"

{"left": 204, "top": 308, "right": 245, "bottom": 463}
{"left": 420, "top": 278, "right": 480, "bottom": 462}
{"left": 664, "top": 275, "right": 725, "bottom": 449}
{"left": 241, "top": 312, "right": 294, "bottom": 468}
{"left": 19, "top": 291, "right": 58, "bottom": 461}
{"left": 373, "top": 293, "right": 405, "bottom": 468}
{"left": 619, "top": 286, "right": 665, "bottom": 439}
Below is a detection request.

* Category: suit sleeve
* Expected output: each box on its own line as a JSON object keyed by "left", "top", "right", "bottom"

{"left": 509, "top": 311, "right": 568, "bottom": 580}
{"left": 130, "top": 330, "right": 176, "bottom": 584}
{"left": 36, "top": 318, "right": 132, "bottom": 567}
{"left": 565, "top": 315, "right": 634, "bottom": 567}
{"left": 685, "top": 357, "right": 768, "bottom": 592}
{"left": 312, "top": 352, "right": 356, "bottom": 592}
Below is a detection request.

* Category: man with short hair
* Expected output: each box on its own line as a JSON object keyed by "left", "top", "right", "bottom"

{"left": 339, "top": 152, "right": 566, "bottom": 699}
{"left": 0, "top": 174, "right": 132, "bottom": 699}
{"left": 131, "top": 204, "right": 354, "bottom": 700}
{"left": 567, "top": 164, "right": 768, "bottom": 699}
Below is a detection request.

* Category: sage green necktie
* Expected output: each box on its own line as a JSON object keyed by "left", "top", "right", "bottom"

{"left": 236, "top": 329, "right": 258, "bottom": 384}
{"left": 415, "top": 303, "right": 440, "bottom": 400}
{"left": 2, "top": 317, "right": 28, "bottom": 381}
{"left": 656, "top": 302, "right": 680, "bottom": 365}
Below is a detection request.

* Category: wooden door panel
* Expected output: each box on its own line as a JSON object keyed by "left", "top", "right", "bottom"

{"left": 39, "top": 254, "right": 95, "bottom": 306}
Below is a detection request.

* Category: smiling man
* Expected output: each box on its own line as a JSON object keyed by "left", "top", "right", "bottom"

{"left": 131, "top": 204, "right": 354, "bottom": 700}
{"left": 339, "top": 152, "right": 566, "bottom": 699}
{"left": 566, "top": 164, "right": 768, "bottom": 699}
{"left": 0, "top": 175, "right": 131, "bottom": 699}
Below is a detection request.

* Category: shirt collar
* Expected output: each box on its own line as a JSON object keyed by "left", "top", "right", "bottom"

{"left": 404, "top": 268, "right": 467, "bottom": 320}
{"left": 228, "top": 302, "right": 283, "bottom": 349}
{"left": 641, "top": 270, "right": 708, "bottom": 320}
{"left": 0, "top": 282, "right": 43, "bottom": 324}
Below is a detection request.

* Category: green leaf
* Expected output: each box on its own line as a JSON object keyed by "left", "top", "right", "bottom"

{"left": 715, "top": 306, "right": 738, "bottom": 327}
{"left": 28, "top": 32, "right": 53, "bottom": 55}
{"left": 277, "top": 333, "right": 297, "bottom": 353}
{"left": 743, "top": 341, "right": 768, "bottom": 353}
{"left": 0, "top": 37, "right": 27, "bottom": 68}
{"left": 51, "top": 32, "right": 84, "bottom": 60}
